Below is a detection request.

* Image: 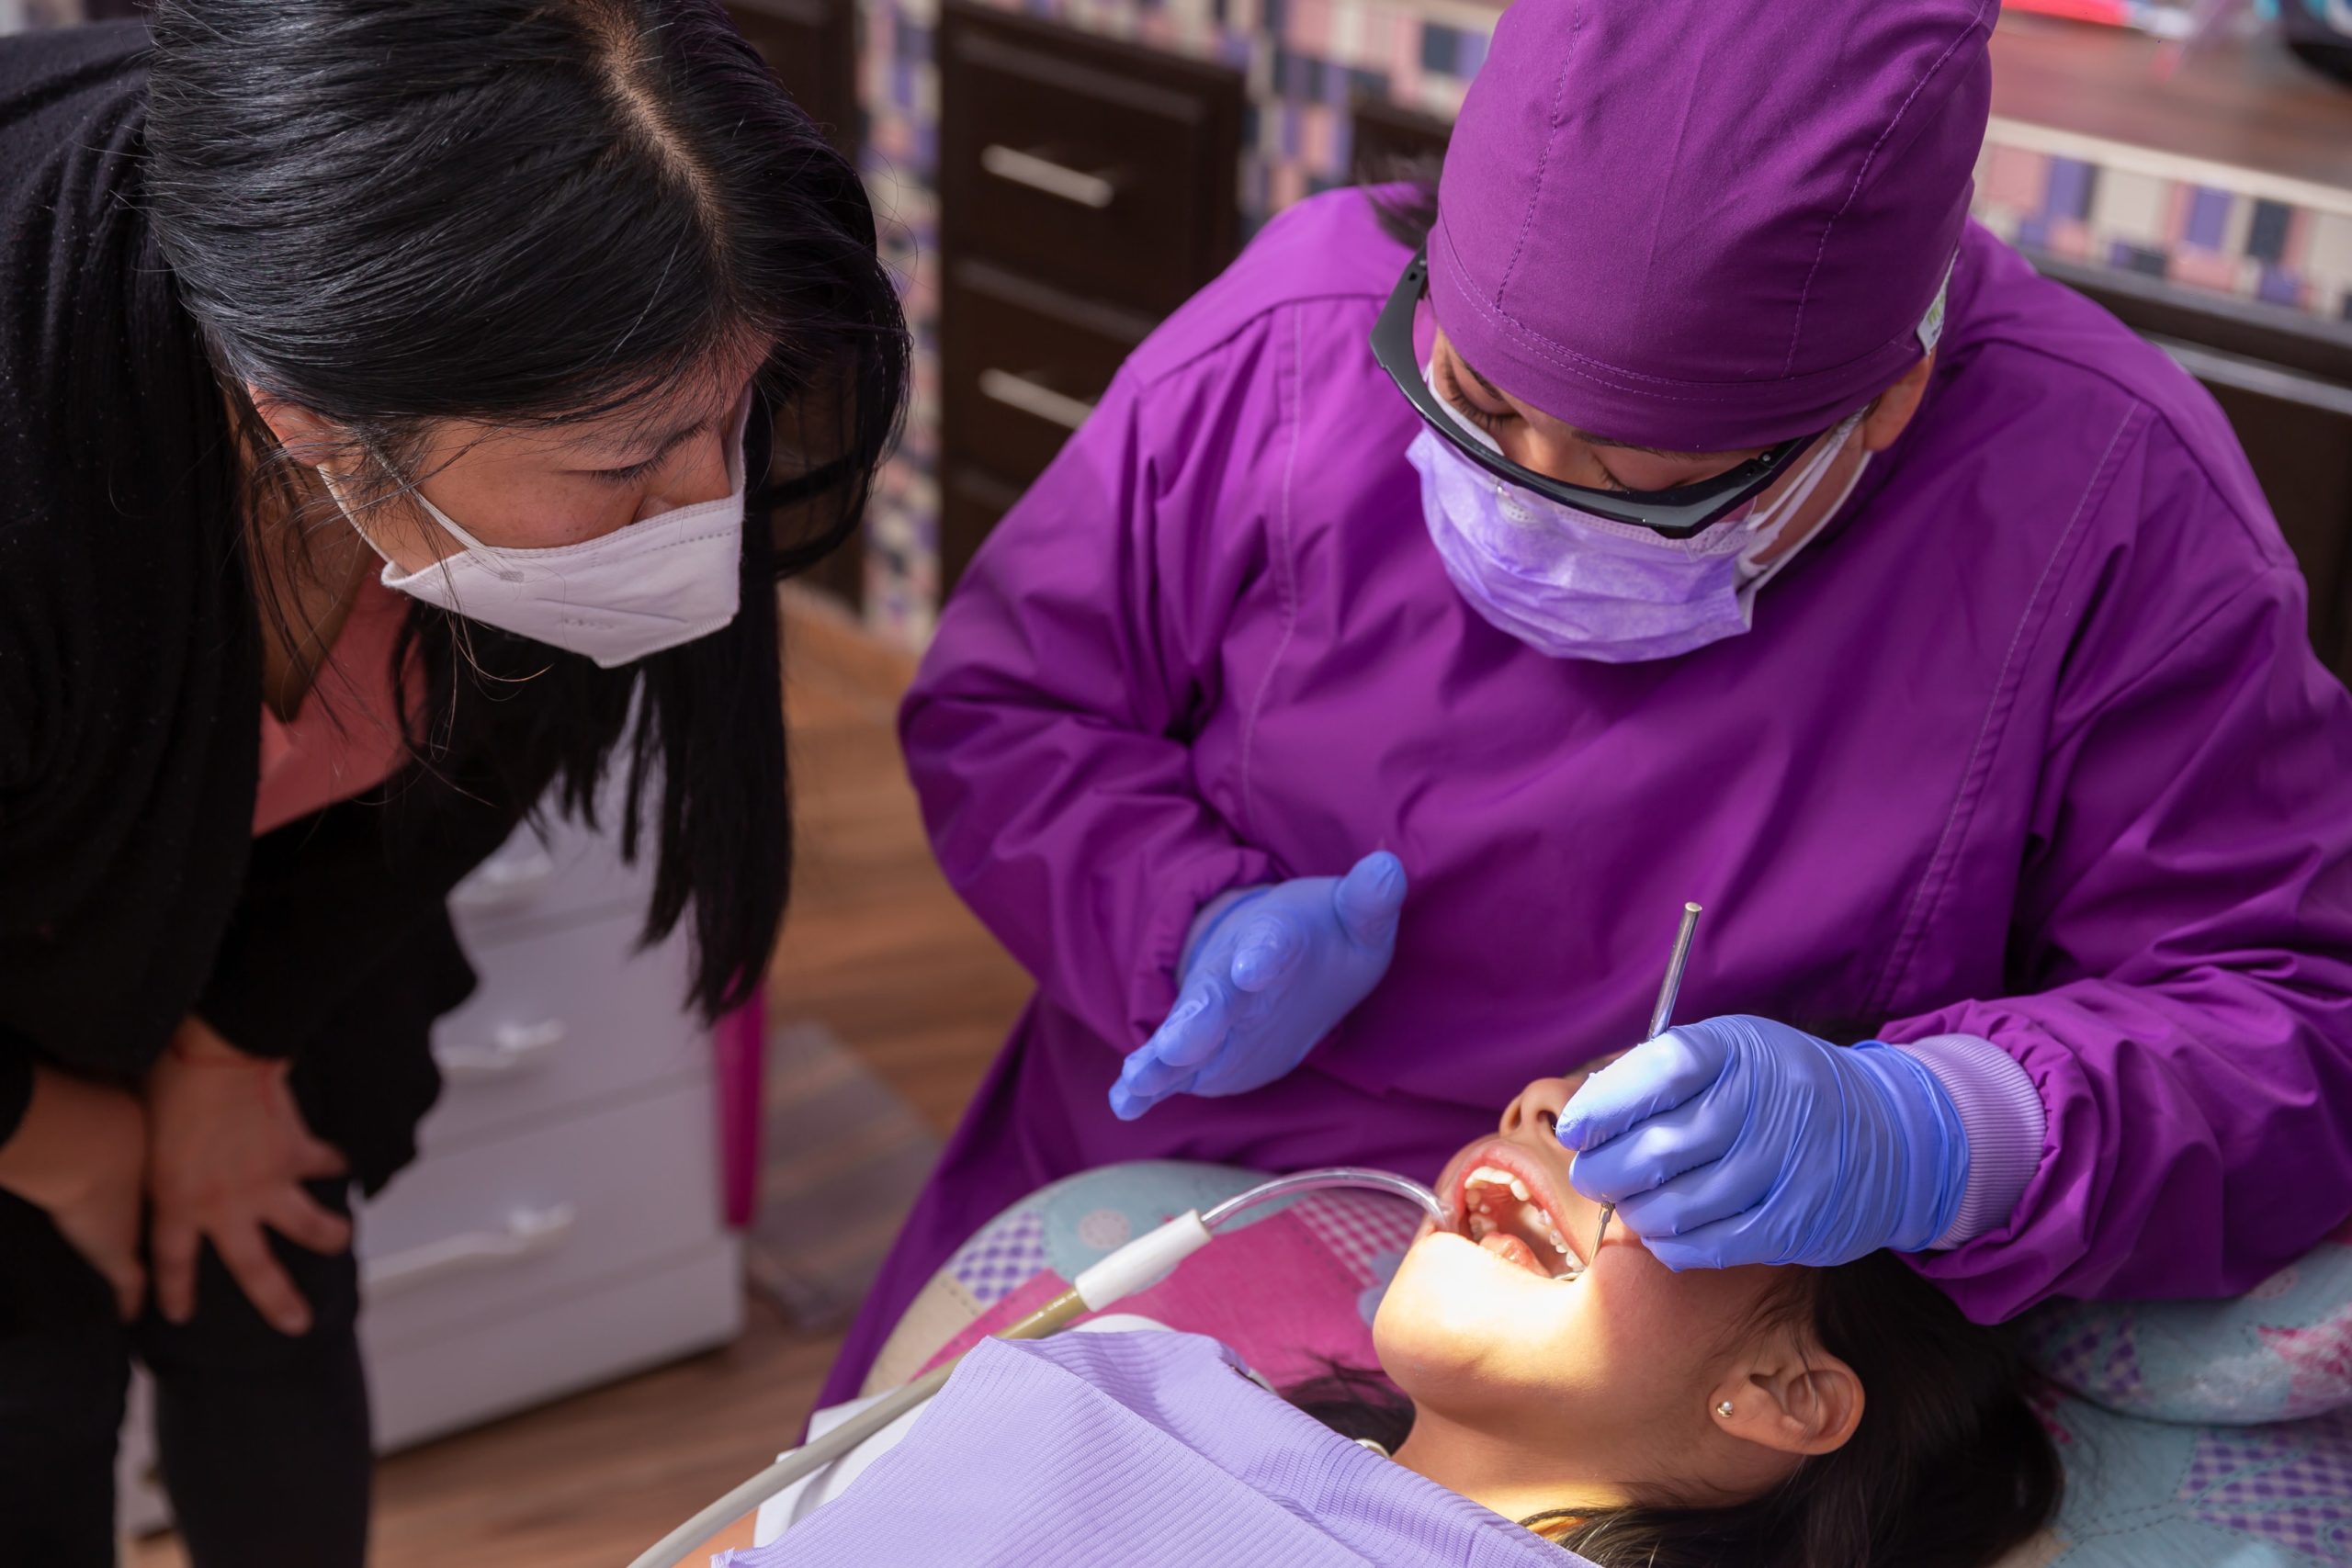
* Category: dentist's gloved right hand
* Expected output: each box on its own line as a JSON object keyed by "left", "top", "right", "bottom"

{"left": 1556, "top": 1015, "right": 1968, "bottom": 1269}
{"left": 1109, "top": 852, "right": 1406, "bottom": 1122}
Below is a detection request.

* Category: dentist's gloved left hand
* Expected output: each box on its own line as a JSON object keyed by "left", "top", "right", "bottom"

{"left": 1110, "top": 852, "right": 1407, "bottom": 1121}
{"left": 1557, "top": 1014, "right": 1968, "bottom": 1269}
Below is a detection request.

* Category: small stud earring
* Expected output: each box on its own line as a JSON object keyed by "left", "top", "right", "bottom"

{"left": 1714, "top": 1400, "right": 1735, "bottom": 1418}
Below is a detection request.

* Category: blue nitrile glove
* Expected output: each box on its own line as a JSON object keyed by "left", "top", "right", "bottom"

{"left": 1556, "top": 1014, "right": 1968, "bottom": 1269}
{"left": 1109, "top": 852, "right": 1407, "bottom": 1121}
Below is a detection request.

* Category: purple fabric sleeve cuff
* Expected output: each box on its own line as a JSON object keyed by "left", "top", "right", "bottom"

{"left": 1894, "top": 1033, "right": 2047, "bottom": 1250}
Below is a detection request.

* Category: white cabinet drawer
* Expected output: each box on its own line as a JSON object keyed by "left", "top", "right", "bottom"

{"left": 424, "top": 917, "right": 703, "bottom": 1152}
{"left": 357, "top": 1078, "right": 723, "bottom": 1353}
{"left": 364, "top": 1234, "right": 742, "bottom": 1453}
{"left": 448, "top": 804, "right": 650, "bottom": 947}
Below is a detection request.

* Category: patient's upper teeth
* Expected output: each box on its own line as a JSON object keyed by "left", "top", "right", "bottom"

{"left": 1508, "top": 1178, "right": 1530, "bottom": 1201}
{"left": 1547, "top": 1230, "right": 1567, "bottom": 1253}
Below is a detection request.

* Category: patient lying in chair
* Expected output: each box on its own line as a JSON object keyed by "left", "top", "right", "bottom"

{"left": 738, "top": 1072, "right": 2061, "bottom": 1568}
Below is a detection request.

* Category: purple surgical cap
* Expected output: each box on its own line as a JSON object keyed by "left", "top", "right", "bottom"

{"left": 1429, "top": 0, "right": 1992, "bottom": 451}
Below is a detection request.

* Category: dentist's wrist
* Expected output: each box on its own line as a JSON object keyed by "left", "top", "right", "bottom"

{"left": 1892, "top": 1033, "right": 2045, "bottom": 1249}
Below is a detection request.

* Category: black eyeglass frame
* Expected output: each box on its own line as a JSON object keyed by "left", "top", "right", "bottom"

{"left": 1373, "top": 249, "right": 1826, "bottom": 540}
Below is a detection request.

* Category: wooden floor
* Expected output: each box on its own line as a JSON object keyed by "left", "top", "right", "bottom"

{"left": 130, "top": 593, "right": 1032, "bottom": 1568}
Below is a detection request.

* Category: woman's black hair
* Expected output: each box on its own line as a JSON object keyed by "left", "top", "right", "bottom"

{"left": 1287, "top": 1252, "right": 2063, "bottom": 1568}
{"left": 143, "top": 0, "right": 910, "bottom": 1019}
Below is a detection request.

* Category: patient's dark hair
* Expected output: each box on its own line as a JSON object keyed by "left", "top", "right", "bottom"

{"left": 1287, "top": 1251, "right": 2062, "bottom": 1568}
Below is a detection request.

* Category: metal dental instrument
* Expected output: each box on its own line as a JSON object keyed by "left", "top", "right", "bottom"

{"left": 1590, "top": 900, "right": 1703, "bottom": 1257}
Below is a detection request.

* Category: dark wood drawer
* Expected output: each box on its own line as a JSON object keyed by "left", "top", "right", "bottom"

{"left": 730, "top": 0, "right": 865, "bottom": 607}
{"left": 939, "top": 0, "right": 1243, "bottom": 316}
{"left": 941, "top": 258, "right": 1156, "bottom": 487}
{"left": 2199, "top": 366, "right": 2352, "bottom": 678}
{"left": 940, "top": 463, "right": 1027, "bottom": 596}
{"left": 729, "top": 0, "right": 859, "bottom": 157}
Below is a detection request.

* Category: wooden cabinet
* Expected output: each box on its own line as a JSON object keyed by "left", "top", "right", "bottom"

{"left": 941, "top": 260, "right": 1156, "bottom": 483}
{"left": 940, "top": 463, "right": 1023, "bottom": 594}
{"left": 1346, "top": 101, "right": 2352, "bottom": 682}
{"left": 730, "top": 0, "right": 861, "bottom": 158}
{"left": 936, "top": 0, "right": 1244, "bottom": 594}
{"left": 729, "top": 0, "right": 868, "bottom": 610}
{"left": 939, "top": 11, "right": 1244, "bottom": 315}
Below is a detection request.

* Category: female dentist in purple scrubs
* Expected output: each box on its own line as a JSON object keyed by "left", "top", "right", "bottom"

{"left": 822, "top": 0, "right": 2352, "bottom": 1404}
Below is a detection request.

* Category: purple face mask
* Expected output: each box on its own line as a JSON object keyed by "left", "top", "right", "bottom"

{"left": 1407, "top": 404, "right": 1867, "bottom": 663}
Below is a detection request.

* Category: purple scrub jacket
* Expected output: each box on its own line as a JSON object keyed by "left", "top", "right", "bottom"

{"left": 820, "top": 191, "right": 2352, "bottom": 1406}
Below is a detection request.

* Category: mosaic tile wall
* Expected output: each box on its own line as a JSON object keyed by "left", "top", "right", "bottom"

{"left": 854, "top": 0, "right": 2352, "bottom": 645}
{"left": 1972, "top": 130, "right": 2352, "bottom": 320}
{"left": 0, "top": 2, "right": 89, "bottom": 29}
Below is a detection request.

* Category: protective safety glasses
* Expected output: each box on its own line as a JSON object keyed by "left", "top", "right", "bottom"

{"left": 1372, "top": 249, "right": 1825, "bottom": 540}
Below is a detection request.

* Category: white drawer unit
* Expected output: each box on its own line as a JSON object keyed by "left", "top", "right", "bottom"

{"left": 418, "top": 910, "right": 705, "bottom": 1153}
{"left": 367, "top": 1233, "right": 742, "bottom": 1453}
{"left": 358, "top": 1076, "right": 725, "bottom": 1352}
{"left": 357, "top": 802, "right": 742, "bottom": 1454}
{"left": 447, "top": 795, "right": 653, "bottom": 945}
{"left": 114, "top": 1370, "right": 169, "bottom": 1541}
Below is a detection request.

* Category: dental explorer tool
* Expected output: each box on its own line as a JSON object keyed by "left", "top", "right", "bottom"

{"left": 1590, "top": 900, "right": 1702, "bottom": 1256}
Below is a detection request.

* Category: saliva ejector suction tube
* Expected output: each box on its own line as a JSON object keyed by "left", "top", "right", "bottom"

{"left": 624, "top": 1168, "right": 1443, "bottom": 1568}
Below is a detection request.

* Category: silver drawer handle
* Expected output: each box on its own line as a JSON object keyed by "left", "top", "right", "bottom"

{"left": 362, "top": 1203, "right": 578, "bottom": 1298}
{"left": 979, "top": 144, "right": 1116, "bottom": 209}
{"left": 2150, "top": 335, "right": 2352, "bottom": 420}
{"left": 978, "top": 368, "right": 1095, "bottom": 433}
{"left": 449, "top": 845, "right": 556, "bottom": 911}
{"left": 434, "top": 1020, "right": 567, "bottom": 1082}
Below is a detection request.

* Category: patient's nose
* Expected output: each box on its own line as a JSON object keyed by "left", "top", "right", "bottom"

{"left": 1498, "top": 1076, "right": 1578, "bottom": 1136}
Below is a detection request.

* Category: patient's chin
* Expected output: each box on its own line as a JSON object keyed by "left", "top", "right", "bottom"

{"left": 1374, "top": 1232, "right": 1582, "bottom": 1389}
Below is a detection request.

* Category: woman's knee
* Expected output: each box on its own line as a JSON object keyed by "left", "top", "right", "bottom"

{"left": 134, "top": 1179, "right": 359, "bottom": 1382}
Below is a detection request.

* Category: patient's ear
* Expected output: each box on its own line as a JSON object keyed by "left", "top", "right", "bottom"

{"left": 1708, "top": 1343, "right": 1863, "bottom": 1458}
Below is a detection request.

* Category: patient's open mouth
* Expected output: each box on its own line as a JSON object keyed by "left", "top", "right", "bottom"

{"left": 1451, "top": 1145, "right": 1586, "bottom": 1280}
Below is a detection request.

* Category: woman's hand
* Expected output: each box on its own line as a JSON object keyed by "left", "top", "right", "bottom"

{"left": 147, "top": 1018, "right": 350, "bottom": 1336}
{"left": 0, "top": 1065, "right": 150, "bottom": 1320}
